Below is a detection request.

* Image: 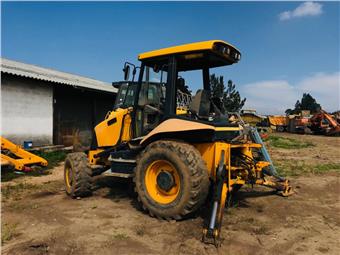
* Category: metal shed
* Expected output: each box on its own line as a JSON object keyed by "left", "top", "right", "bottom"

{"left": 1, "top": 58, "right": 117, "bottom": 146}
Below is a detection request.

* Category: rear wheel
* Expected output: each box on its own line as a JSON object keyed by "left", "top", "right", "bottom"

{"left": 64, "top": 152, "right": 92, "bottom": 198}
{"left": 134, "top": 140, "right": 210, "bottom": 220}
{"left": 277, "top": 126, "right": 285, "bottom": 132}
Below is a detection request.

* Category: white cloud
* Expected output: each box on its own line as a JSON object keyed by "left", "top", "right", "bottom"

{"left": 279, "top": 2, "right": 323, "bottom": 21}
{"left": 240, "top": 72, "right": 340, "bottom": 115}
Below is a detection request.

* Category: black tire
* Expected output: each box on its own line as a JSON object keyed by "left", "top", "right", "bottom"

{"left": 277, "top": 126, "right": 285, "bottom": 132}
{"left": 64, "top": 152, "right": 92, "bottom": 198}
{"left": 231, "top": 184, "right": 243, "bottom": 194}
{"left": 134, "top": 140, "right": 210, "bottom": 220}
{"left": 304, "top": 127, "right": 312, "bottom": 134}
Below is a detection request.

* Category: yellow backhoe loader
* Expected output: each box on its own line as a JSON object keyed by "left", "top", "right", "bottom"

{"left": 64, "top": 40, "right": 292, "bottom": 246}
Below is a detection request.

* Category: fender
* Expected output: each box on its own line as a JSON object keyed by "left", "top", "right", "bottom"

{"left": 140, "top": 118, "right": 240, "bottom": 146}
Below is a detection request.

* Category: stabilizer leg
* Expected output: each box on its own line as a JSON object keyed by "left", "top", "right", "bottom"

{"left": 202, "top": 151, "right": 228, "bottom": 247}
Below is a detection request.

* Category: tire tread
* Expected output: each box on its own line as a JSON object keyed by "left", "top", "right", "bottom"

{"left": 65, "top": 152, "right": 92, "bottom": 198}
{"left": 134, "top": 140, "right": 209, "bottom": 220}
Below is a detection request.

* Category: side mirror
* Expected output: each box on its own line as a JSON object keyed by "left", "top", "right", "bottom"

{"left": 123, "top": 65, "right": 130, "bottom": 81}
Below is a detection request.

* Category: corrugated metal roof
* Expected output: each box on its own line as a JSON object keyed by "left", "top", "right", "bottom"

{"left": 1, "top": 58, "right": 117, "bottom": 93}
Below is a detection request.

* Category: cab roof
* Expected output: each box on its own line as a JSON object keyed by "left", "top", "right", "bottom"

{"left": 138, "top": 40, "right": 241, "bottom": 71}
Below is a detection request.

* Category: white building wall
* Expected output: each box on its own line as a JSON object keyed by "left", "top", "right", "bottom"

{"left": 1, "top": 76, "right": 53, "bottom": 145}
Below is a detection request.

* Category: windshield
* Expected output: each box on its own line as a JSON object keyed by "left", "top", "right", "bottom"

{"left": 114, "top": 83, "right": 128, "bottom": 108}
{"left": 143, "top": 66, "right": 167, "bottom": 84}
{"left": 113, "top": 82, "right": 138, "bottom": 109}
{"left": 114, "top": 66, "right": 168, "bottom": 110}
{"left": 138, "top": 66, "right": 167, "bottom": 107}
{"left": 124, "top": 83, "right": 138, "bottom": 107}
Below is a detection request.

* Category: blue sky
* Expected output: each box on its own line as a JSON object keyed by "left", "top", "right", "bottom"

{"left": 1, "top": 1, "right": 339, "bottom": 114}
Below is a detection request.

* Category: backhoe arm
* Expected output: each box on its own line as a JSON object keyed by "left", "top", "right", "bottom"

{"left": 1, "top": 137, "right": 48, "bottom": 171}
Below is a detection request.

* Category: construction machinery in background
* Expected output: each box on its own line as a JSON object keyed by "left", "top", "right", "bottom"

{"left": 268, "top": 115, "right": 289, "bottom": 132}
{"left": 333, "top": 111, "right": 340, "bottom": 123}
{"left": 63, "top": 40, "right": 292, "bottom": 246}
{"left": 242, "top": 109, "right": 340, "bottom": 136}
{"left": 240, "top": 110, "right": 271, "bottom": 138}
{"left": 286, "top": 110, "right": 312, "bottom": 134}
{"left": 287, "top": 114, "right": 312, "bottom": 134}
{"left": 287, "top": 110, "right": 340, "bottom": 136}
{"left": 240, "top": 109, "right": 265, "bottom": 126}
{"left": 0, "top": 137, "right": 48, "bottom": 171}
{"left": 239, "top": 110, "right": 290, "bottom": 134}
{"left": 309, "top": 110, "right": 340, "bottom": 136}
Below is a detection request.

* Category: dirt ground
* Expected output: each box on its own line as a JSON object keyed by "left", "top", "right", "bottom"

{"left": 1, "top": 133, "right": 340, "bottom": 255}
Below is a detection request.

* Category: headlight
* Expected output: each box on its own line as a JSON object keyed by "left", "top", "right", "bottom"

{"left": 213, "top": 43, "right": 241, "bottom": 61}
{"left": 222, "top": 47, "right": 230, "bottom": 55}
{"left": 234, "top": 53, "right": 241, "bottom": 60}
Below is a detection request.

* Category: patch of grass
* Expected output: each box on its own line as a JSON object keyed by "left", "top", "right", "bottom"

{"left": 1, "top": 168, "right": 51, "bottom": 182}
{"left": 1, "top": 223, "right": 18, "bottom": 244}
{"left": 34, "top": 151, "right": 67, "bottom": 169}
{"left": 1, "top": 171, "right": 19, "bottom": 182}
{"left": 103, "top": 231, "right": 129, "bottom": 247}
{"left": 8, "top": 203, "right": 29, "bottom": 211}
{"left": 275, "top": 160, "right": 340, "bottom": 177}
{"left": 112, "top": 233, "right": 129, "bottom": 240}
{"left": 7, "top": 202, "right": 39, "bottom": 211}
{"left": 265, "top": 136, "right": 314, "bottom": 149}
{"left": 314, "top": 163, "right": 340, "bottom": 173}
{"left": 2, "top": 182, "right": 39, "bottom": 200}
{"left": 275, "top": 160, "right": 309, "bottom": 176}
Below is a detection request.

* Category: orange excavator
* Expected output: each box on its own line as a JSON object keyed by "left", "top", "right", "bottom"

{"left": 310, "top": 110, "right": 340, "bottom": 136}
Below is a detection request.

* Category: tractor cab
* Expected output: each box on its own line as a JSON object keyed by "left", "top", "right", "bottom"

{"left": 122, "top": 40, "right": 242, "bottom": 141}
{"left": 93, "top": 40, "right": 242, "bottom": 148}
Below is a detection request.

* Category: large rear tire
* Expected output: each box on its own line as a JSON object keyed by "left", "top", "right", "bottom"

{"left": 64, "top": 152, "right": 92, "bottom": 198}
{"left": 134, "top": 140, "right": 210, "bottom": 220}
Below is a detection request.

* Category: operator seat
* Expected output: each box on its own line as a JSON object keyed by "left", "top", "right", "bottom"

{"left": 138, "top": 84, "right": 162, "bottom": 135}
{"left": 189, "top": 89, "right": 211, "bottom": 119}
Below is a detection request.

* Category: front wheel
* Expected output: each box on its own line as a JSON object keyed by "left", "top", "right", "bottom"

{"left": 134, "top": 140, "right": 210, "bottom": 220}
{"left": 64, "top": 152, "right": 92, "bottom": 198}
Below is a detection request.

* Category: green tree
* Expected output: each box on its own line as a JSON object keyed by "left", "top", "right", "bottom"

{"left": 210, "top": 74, "right": 246, "bottom": 112}
{"left": 285, "top": 93, "right": 321, "bottom": 115}
{"left": 300, "top": 93, "right": 321, "bottom": 113}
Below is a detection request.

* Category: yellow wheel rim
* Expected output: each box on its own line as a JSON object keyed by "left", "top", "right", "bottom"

{"left": 65, "top": 166, "right": 73, "bottom": 190}
{"left": 145, "top": 160, "right": 181, "bottom": 204}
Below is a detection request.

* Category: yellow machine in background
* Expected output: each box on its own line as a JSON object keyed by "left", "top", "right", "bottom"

{"left": 240, "top": 109, "right": 265, "bottom": 126}
{"left": 63, "top": 40, "right": 292, "bottom": 246}
{"left": 268, "top": 115, "right": 289, "bottom": 132}
{"left": 1, "top": 137, "right": 48, "bottom": 171}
